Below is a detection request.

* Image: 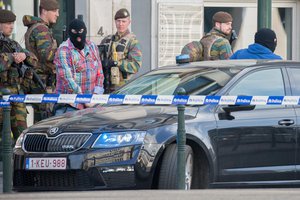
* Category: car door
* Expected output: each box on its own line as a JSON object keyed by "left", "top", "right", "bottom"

{"left": 216, "top": 67, "right": 297, "bottom": 183}
{"left": 286, "top": 66, "right": 300, "bottom": 180}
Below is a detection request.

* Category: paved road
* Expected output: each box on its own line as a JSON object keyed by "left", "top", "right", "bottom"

{"left": 1, "top": 160, "right": 300, "bottom": 200}
{"left": 1, "top": 189, "right": 300, "bottom": 200}
{"left": 1, "top": 168, "right": 300, "bottom": 199}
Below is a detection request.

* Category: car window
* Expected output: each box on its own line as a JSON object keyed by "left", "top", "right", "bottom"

{"left": 287, "top": 68, "right": 300, "bottom": 95}
{"left": 116, "top": 73, "right": 181, "bottom": 95}
{"left": 228, "top": 68, "right": 285, "bottom": 96}
{"left": 116, "top": 68, "right": 238, "bottom": 95}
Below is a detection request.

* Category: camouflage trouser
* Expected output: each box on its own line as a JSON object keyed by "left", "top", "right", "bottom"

{"left": 0, "top": 102, "right": 27, "bottom": 140}
{"left": 28, "top": 81, "right": 55, "bottom": 123}
{"left": 0, "top": 86, "right": 27, "bottom": 140}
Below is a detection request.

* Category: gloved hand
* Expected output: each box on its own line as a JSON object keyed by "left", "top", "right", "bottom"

{"left": 229, "top": 30, "right": 238, "bottom": 44}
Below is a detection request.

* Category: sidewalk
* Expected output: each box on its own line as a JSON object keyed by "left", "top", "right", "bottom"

{"left": 1, "top": 189, "right": 300, "bottom": 200}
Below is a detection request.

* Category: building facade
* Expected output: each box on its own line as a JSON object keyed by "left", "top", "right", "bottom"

{"left": 4, "top": 0, "right": 300, "bottom": 77}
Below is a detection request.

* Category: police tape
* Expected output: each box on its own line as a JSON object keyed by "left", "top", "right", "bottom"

{"left": 1, "top": 94, "right": 300, "bottom": 107}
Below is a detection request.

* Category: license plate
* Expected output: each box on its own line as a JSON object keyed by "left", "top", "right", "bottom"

{"left": 25, "top": 157, "right": 67, "bottom": 170}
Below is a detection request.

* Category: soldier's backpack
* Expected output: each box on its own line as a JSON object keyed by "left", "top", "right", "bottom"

{"left": 24, "top": 23, "right": 57, "bottom": 58}
{"left": 181, "top": 33, "right": 223, "bottom": 62}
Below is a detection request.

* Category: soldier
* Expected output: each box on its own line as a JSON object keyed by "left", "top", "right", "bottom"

{"left": 182, "top": 11, "right": 233, "bottom": 61}
{"left": 99, "top": 8, "right": 142, "bottom": 93}
{"left": 23, "top": 0, "right": 59, "bottom": 121}
{"left": 201, "top": 11, "right": 233, "bottom": 60}
{"left": 0, "top": 9, "right": 38, "bottom": 140}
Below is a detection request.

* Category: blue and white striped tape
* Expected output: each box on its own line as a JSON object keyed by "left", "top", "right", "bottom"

{"left": 1, "top": 94, "right": 300, "bottom": 107}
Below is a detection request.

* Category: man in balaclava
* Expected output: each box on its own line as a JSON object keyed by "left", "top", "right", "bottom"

{"left": 68, "top": 19, "right": 87, "bottom": 50}
{"left": 230, "top": 28, "right": 282, "bottom": 59}
{"left": 53, "top": 19, "right": 104, "bottom": 115}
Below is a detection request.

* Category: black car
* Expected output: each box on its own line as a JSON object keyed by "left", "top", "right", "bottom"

{"left": 13, "top": 60, "right": 300, "bottom": 191}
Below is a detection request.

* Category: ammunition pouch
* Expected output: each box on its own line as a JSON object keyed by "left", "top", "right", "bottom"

{"left": 110, "top": 66, "right": 120, "bottom": 85}
{"left": 0, "top": 71, "right": 8, "bottom": 83}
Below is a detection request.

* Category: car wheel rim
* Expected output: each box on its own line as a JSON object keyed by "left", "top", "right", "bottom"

{"left": 185, "top": 153, "right": 193, "bottom": 190}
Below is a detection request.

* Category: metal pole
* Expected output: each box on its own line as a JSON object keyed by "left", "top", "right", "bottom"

{"left": 1, "top": 88, "right": 12, "bottom": 193}
{"left": 176, "top": 87, "right": 186, "bottom": 189}
{"left": 257, "top": 0, "right": 272, "bottom": 30}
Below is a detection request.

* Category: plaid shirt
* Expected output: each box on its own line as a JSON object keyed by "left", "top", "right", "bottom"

{"left": 54, "top": 39, "right": 104, "bottom": 109}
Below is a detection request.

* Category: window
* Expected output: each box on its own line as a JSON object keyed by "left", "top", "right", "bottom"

{"left": 228, "top": 68, "right": 285, "bottom": 96}
{"left": 287, "top": 68, "right": 300, "bottom": 95}
{"left": 116, "top": 68, "right": 237, "bottom": 95}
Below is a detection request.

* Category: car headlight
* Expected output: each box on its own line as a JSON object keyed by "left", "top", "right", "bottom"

{"left": 15, "top": 132, "right": 25, "bottom": 148}
{"left": 92, "top": 131, "right": 146, "bottom": 148}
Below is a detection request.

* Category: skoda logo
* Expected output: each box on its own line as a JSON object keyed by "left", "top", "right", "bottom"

{"left": 48, "top": 127, "right": 59, "bottom": 135}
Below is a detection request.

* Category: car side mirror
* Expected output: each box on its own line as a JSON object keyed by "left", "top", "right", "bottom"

{"left": 218, "top": 105, "right": 256, "bottom": 120}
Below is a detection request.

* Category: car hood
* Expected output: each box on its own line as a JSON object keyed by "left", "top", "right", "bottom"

{"left": 27, "top": 105, "right": 198, "bottom": 133}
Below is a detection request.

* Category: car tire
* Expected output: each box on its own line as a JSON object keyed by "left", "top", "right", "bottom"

{"left": 158, "top": 144, "right": 194, "bottom": 189}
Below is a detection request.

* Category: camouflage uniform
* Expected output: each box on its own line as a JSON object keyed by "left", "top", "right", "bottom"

{"left": 200, "top": 28, "right": 232, "bottom": 60}
{"left": 23, "top": 15, "right": 57, "bottom": 121}
{"left": 181, "top": 28, "right": 232, "bottom": 62}
{"left": 181, "top": 41, "right": 203, "bottom": 62}
{"left": 100, "top": 29, "right": 142, "bottom": 92}
{"left": 0, "top": 34, "right": 38, "bottom": 140}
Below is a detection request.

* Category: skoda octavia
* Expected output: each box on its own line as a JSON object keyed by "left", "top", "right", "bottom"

{"left": 13, "top": 60, "right": 300, "bottom": 191}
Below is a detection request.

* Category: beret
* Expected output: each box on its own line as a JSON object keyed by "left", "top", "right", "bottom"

{"left": 212, "top": 11, "right": 233, "bottom": 23}
{"left": 115, "top": 8, "right": 130, "bottom": 20}
{"left": 0, "top": 9, "right": 16, "bottom": 23}
{"left": 40, "top": 0, "right": 60, "bottom": 11}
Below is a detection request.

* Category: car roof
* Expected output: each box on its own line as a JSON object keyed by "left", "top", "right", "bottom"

{"left": 159, "top": 60, "right": 300, "bottom": 70}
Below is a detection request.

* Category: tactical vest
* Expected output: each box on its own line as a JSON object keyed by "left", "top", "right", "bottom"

{"left": 102, "top": 33, "right": 136, "bottom": 84}
{"left": 103, "top": 33, "right": 135, "bottom": 61}
{"left": 200, "top": 32, "right": 223, "bottom": 60}
{"left": 0, "top": 39, "right": 26, "bottom": 96}
{"left": 0, "top": 38, "right": 21, "bottom": 86}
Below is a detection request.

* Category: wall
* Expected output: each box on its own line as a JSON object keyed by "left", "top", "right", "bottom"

{"left": 132, "top": 0, "right": 151, "bottom": 77}
{"left": 12, "top": 0, "right": 34, "bottom": 47}
{"left": 78, "top": 0, "right": 131, "bottom": 45}
{"left": 297, "top": 0, "right": 300, "bottom": 60}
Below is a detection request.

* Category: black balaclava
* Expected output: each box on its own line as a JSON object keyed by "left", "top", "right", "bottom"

{"left": 255, "top": 28, "right": 277, "bottom": 52}
{"left": 68, "top": 19, "right": 87, "bottom": 50}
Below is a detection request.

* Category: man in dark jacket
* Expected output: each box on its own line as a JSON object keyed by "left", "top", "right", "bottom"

{"left": 230, "top": 28, "right": 282, "bottom": 60}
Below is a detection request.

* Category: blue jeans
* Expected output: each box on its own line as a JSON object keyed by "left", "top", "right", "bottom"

{"left": 54, "top": 105, "right": 78, "bottom": 116}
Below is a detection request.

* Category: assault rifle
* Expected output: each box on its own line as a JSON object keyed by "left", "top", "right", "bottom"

{"left": 98, "top": 44, "right": 111, "bottom": 94}
{"left": 98, "top": 35, "right": 117, "bottom": 94}
{"left": 0, "top": 32, "right": 46, "bottom": 91}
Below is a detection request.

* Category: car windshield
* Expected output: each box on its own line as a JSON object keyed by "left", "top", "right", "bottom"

{"left": 115, "top": 67, "right": 240, "bottom": 95}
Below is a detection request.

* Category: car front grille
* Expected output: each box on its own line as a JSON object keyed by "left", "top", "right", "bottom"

{"left": 13, "top": 169, "right": 104, "bottom": 190}
{"left": 13, "top": 169, "right": 136, "bottom": 190}
{"left": 23, "top": 133, "right": 92, "bottom": 153}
